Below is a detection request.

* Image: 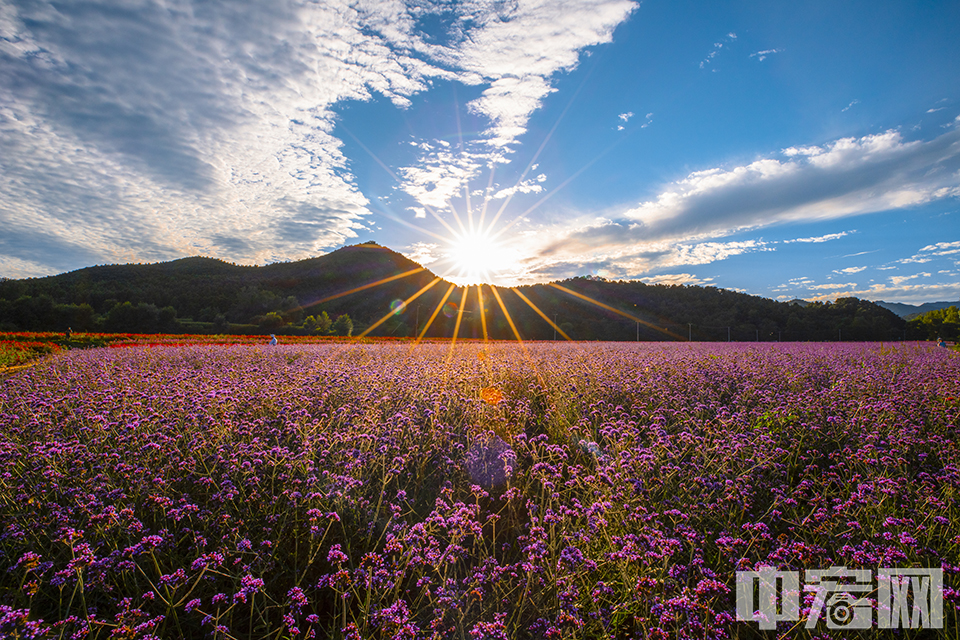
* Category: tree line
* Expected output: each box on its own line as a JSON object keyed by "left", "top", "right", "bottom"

{"left": 0, "top": 246, "right": 909, "bottom": 341}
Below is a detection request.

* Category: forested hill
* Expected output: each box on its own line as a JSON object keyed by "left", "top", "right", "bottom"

{"left": 0, "top": 243, "right": 907, "bottom": 341}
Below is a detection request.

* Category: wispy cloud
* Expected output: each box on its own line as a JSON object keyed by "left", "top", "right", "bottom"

{"left": 401, "top": 242, "right": 440, "bottom": 266}
{"left": 807, "top": 282, "right": 858, "bottom": 290}
{"left": 616, "top": 111, "right": 652, "bottom": 131}
{"left": 700, "top": 32, "right": 737, "bottom": 69}
{"left": 833, "top": 266, "right": 866, "bottom": 274}
{"left": 514, "top": 237, "right": 771, "bottom": 285}
{"left": 842, "top": 99, "right": 860, "bottom": 112}
{"left": 749, "top": 48, "right": 782, "bottom": 61}
{"left": 784, "top": 231, "right": 852, "bottom": 243}
{"left": 805, "top": 277, "right": 960, "bottom": 304}
{"left": 639, "top": 273, "right": 715, "bottom": 286}
{"left": 490, "top": 175, "right": 547, "bottom": 200}
{"left": 899, "top": 241, "right": 960, "bottom": 263}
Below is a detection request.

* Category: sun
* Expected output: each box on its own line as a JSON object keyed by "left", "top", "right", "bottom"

{"left": 449, "top": 232, "right": 505, "bottom": 285}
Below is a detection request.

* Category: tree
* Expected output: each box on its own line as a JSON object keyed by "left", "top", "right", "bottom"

{"left": 332, "top": 314, "right": 353, "bottom": 336}
{"left": 259, "top": 312, "right": 284, "bottom": 330}
{"left": 303, "top": 311, "right": 333, "bottom": 334}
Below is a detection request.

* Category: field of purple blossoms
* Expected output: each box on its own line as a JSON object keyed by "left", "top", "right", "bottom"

{"left": 0, "top": 342, "right": 958, "bottom": 639}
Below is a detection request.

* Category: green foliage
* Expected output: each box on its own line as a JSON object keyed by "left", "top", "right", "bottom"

{"left": 0, "top": 245, "right": 908, "bottom": 341}
{"left": 906, "top": 305, "right": 960, "bottom": 341}
{"left": 332, "top": 314, "right": 353, "bottom": 336}
{"left": 258, "top": 311, "right": 285, "bottom": 330}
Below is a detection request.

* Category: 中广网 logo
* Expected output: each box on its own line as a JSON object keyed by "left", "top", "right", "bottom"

{"left": 736, "top": 566, "right": 943, "bottom": 630}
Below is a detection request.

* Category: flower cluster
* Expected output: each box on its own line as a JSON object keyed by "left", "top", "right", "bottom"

{"left": 0, "top": 341, "right": 957, "bottom": 638}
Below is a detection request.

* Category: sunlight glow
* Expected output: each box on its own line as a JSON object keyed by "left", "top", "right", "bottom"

{"left": 448, "top": 232, "right": 511, "bottom": 285}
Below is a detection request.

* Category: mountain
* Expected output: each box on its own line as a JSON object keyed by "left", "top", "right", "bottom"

{"left": 874, "top": 300, "right": 960, "bottom": 319}
{"left": 0, "top": 243, "right": 908, "bottom": 341}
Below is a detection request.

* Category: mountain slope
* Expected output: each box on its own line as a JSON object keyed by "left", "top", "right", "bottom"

{"left": 0, "top": 244, "right": 907, "bottom": 341}
{"left": 875, "top": 300, "right": 960, "bottom": 318}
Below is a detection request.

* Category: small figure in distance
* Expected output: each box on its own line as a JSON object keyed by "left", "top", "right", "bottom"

{"left": 938, "top": 337, "right": 948, "bottom": 348}
{"left": 269, "top": 334, "right": 278, "bottom": 346}
{"left": 65, "top": 327, "right": 72, "bottom": 340}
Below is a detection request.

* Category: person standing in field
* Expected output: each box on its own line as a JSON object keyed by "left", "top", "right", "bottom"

{"left": 269, "top": 334, "right": 278, "bottom": 346}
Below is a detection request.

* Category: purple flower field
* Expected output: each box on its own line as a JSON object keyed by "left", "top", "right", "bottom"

{"left": 1, "top": 342, "right": 958, "bottom": 639}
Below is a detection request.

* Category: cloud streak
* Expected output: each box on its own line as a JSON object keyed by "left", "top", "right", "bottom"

{"left": 541, "top": 128, "right": 960, "bottom": 260}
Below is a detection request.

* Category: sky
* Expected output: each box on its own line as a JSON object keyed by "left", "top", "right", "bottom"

{"left": 1, "top": 0, "right": 959, "bottom": 304}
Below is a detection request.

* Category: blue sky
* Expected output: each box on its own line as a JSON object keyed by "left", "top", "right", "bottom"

{"left": 1, "top": 0, "right": 959, "bottom": 303}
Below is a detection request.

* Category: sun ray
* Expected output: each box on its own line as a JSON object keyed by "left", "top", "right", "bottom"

{"left": 450, "top": 286, "right": 469, "bottom": 346}
{"left": 481, "top": 67, "right": 596, "bottom": 238}
{"left": 370, "top": 205, "right": 450, "bottom": 244}
{"left": 547, "top": 282, "right": 685, "bottom": 340}
{"left": 413, "top": 283, "right": 457, "bottom": 347}
{"left": 476, "top": 165, "right": 497, "bottom": 234}
{"left": 489, "top": 285, "right": 557, "bottom": 392}
{"left": 488, "top": 141, "right": 619, "bottom": 243}
{"left": 309, "top": 267, "right": 427, "bottom": 307}
{"left": 340, "top": 122, "right": 461, "bottom": 243}
{"left": 511, "top": 288, "right": 572, "bottom": 340}
{"left": 447, "top": 199, "right": 469, "bottom": 238}
{"left": 477, "top": 285, "right": 488, "bottom": 342}
{"left": 488, "top": 285, "right": 523, "bottom": 345}
{"left": 357, "top": 277, "right": 441, "bottom": 338}
{"left": 451, "top": 85, "right": 475, "bottom": 236}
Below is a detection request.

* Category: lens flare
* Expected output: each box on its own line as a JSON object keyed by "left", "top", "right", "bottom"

{"left": 480, "top": 387, "right": 503, "bottom": 404}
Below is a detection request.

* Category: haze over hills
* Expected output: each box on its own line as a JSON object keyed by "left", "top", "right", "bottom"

{"left": 0, "top": 243, "right": 911, "bottom": 341}
{"left": 874, "top": 300, "right": 960, "bottom": 319}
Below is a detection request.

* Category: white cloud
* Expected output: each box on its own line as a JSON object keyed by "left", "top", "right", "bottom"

{"left": 619, "top": 112, "right": 635, "bottom": 122}
{"left": 842, "top": 99, "right": 860, "bottom": 113}
{"left": 807, "top": 282, "right": 858, "bottom": 290}
{"left": 401, "top": 241, "right": 440, "bottom": 266}
{"left": 833, "top": 266, "right": 867, "bottom": 274}
{"left": 490, "top": 175, "right": 547, "bottom": 200}
{"left": 455, "top": 0, "right": 637, "bottom": 149}
{"left": 807, "top": 280, "right": 960, "bottom": 304}
{"left": 542, "top": 128, "right": 960, "bottom": 259}
{"left": 900, "top": 241, "right": 960, "bottom": 264}
{"left": 889, "top": 272, "right": 931, "bottom": 286}
{"left": 672, "top": 240, "right": 773, "bottom": 265}
{"left": 0, "top": 0, "right": 638, "bottom": 277}
{"left": 514, "top": 235, "right": 772, "bottom": 285}
{"left": 750, "top": 49, "right": 782, "bottom": 61}
{"left": 785, "top": 232, "right": 851, "bottom": 243}
{"left": 700, "top": 33, "right": 737, "bottom": 69}
{"left": 639, "top": 273, "right": 715, "bottom": 286}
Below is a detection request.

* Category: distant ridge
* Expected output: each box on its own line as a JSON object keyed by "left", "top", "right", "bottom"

{"left": 0, "top": 243, "right": 908, "bottom": 341}
{"left": 874, "top": 300, "right": 959, "bottom": 318}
